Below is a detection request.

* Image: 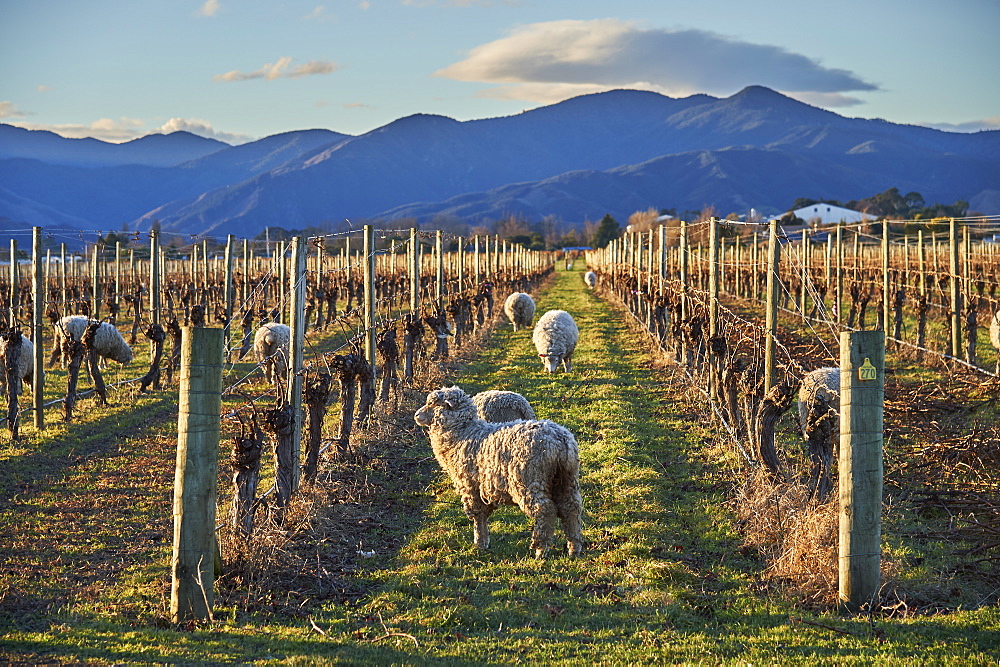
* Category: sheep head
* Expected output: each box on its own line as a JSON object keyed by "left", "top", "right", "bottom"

{"left": 414, "top": 385, "right": 475, "bottom": 428}
{"left": 538, "top": 352, "right": 562, "bottom": 373}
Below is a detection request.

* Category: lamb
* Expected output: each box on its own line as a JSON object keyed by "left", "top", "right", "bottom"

{"left": 990, "top": 311, "right": 1000, "bottom": 373}
{"left": 532, "top": 309, "right": 578, "bottom": 373}
{"left": 0, "top": 334, "right": 34, "bottom": 397}
{"left": 798, "top": 367, "right": 840, "bottom": 500}
{"left": 472, "top": 389, "right": 536, "bottom": 422}
{"left": 414, "top": 386, "right": 583, "bottom": 558}
{"left": 503, "top": 292, "right": 536, "bottom": 332}
{"left": 584, "top": 271, "right": 597, "bottom": 289}
{"left": 53, "top": 316, "right": 133, "bottom": 366}
{"left": 253, "top": 322, "right": 290, "bottom": 384}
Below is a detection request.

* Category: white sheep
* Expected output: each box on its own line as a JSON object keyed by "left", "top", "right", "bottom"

{"left": 472, "top": 389, "right": 536, "bottom": 422}
{"left": 54, "top": 316, "right": 133, "bottom": 365}
{"left": 584, "top": 271, "right": 597, "bottom": 289}
{"left": 415, "top": 386, "right": 583, "bottom": 558}
{"left": 798, "top": 367, "right": 840, "bottom": 500}
{"left": 0, "top": 334, "right": 34, "bottom": 397}
{"left": 532, "top": 309, "right": 579, "bottom": 373}
{"left": 253, "top": 322, "right": 290, "bottom": 384}
{"left": 503, "top": 292, "right": 536, "bottom": 332}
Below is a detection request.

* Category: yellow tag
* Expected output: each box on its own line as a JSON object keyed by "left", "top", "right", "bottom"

{"left": 858, "top": 358, "right": 877, "bottom": 381}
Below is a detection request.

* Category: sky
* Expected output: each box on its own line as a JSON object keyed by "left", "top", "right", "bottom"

{"left": 1, "top": 0, "right": 998, "bottom": 145}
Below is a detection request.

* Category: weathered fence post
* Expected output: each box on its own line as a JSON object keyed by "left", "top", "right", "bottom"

{"left": 170, "top": 326, "right": 223, "bottom": 623}
{"left": 363, "top": 225, "right": 377, "bottom": 379}
{"left": 32, "top": 227, "right": 44, "bottom": 430}
{"left": 949, "top": 218, "right": 962, "bottom": 360}
{"left": 764, "top": 219, "right": 781, "bottom": 393}
{"left": 285, "top": 236, "right": 307, "bottom": 494}
{"left": 838, "top": 330, "right": 884, "bottom": 613}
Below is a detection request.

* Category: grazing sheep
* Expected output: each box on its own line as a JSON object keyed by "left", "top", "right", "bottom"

{"left": 503, "top": 292, "right": 536, "bottom": 332}
{"left": 415, "top": 386, "right": 583, "bottom": 558}
{"left": 0, "top": 335, "right": 34, "bottom": 397}
{"left": 584, "top": 271, "right": 597, "bottom": 289}
{"left": 54, "top": 316, "right": 133, "bottom": 365}
{"left": 798, "top": 367, "right": 840, "bottom": 500}
{"left": 532, "top": 309, "right": 579, "bottom": 373}
{"left": 472, "top": 389, "right": 536, "bottom": 422}
{"left": 254, "top": 322, "right": 290, "bottom": 384}
{"left": 990, "top": 311, "right": 1000, "bottom": 373}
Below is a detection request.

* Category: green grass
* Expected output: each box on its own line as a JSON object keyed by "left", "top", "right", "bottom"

{"left": 2, "top": 267, "right": 998, "bottom": 664}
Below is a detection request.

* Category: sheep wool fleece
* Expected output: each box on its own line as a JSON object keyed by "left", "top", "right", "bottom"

{"left": 503, "top": 292, "right": 536, "bottom": 332}
{"left": 532, "top": 309, "right": 579, "bottom": 373}
{"left": 472, "top": 389, "right": 536, "bottom": 422}
{"left": 415, "top": 386, "right": 583, "bottom": 558}
{"left": 55, "top": 315, "right": 133, "bottom": 364}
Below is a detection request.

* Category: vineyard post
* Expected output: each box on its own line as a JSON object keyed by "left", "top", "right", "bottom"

{"left": 435, "top": 230, "right": 444, "bottom": 306}
{"left": 708, "top": 218, "right": 720, "bottom": 401}
{"left": 679, "top": 221, "right": 689, "bottom": 321}
{"left": 150, "top": 230, "right": 161, "bottom": 324}
{"left": 825, "top": 233, "right": 833, "bottom": 312}
{"left": 409, "top": 228, "right": 419, "bottom": 314}
{"left": 764, "top": 219, "right": 781, "bottom": 393}
{"left": 241, "top": 239, "right": 250, "bottom": 307}
{"left": 224, "top": 235, "right": 234, "bottom": 337}
{"left": 286, "top": 236, "right": 307, "bottom": 495}
{"left": 32, "top": 227, "right": 44, "bottom": 430}
{"left": 474, "top": 235, "right": 481, "bottom": 281}
{"left": 8, "top": 240, "right": 18, "bottom": 327}
{"left": 457, "top": 236, "right": 465, "bottom": 294}
{"left": 277, "top": 240, "right": 287, "bottom": 324}
{"left": 917, "top": 229, "right": 926, "bottom": 298}
{"left": 170, "top": 325, "right": 223, "bottom": 623}
{"left": 800, "top": 229, "right": 808, "bottom": 316}
{"left": 60, "top": 243, "right": 67, "bottom": 307}
{"left": 658, "top": 224, "right": 666, "bottom": 294}
{"left": 835, "top": 223, "right": 844, "bottom": 325}
{"left": 882, "top": 220, "right": 891, "bottom": 339}
{"left": 949, "top": 218, "right": 962, "bottom": 360}
{"left": 363, "top": 225, "right": 376, "bottom": 372}
{"left": 838, "top": 329, "right": 884, "bottom": 613}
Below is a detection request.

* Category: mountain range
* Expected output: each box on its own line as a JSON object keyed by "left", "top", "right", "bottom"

{"left": 1, "top": 85, "right": 998, "bottom": 246}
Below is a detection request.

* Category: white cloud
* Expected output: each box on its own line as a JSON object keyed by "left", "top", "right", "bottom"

{"left": 358, "top": 1, "right": 370, "bottom": 9}
{"left": 9, "top": 117, "right": 144, "bottom": 142}
{"left": 213, "top": 56, "right": 339, "bottom": 82}
{"left": 788, "top": 92, "right": 865, "bottom": 108}
{"left": 36, "top": 85, "right": 52, "bottom": 93}
{"left": 155, "top": 118, "right": 252, "bottom": 144}
{"left": 0, "top": 101, "right": 29, "bottom": 119}
{"left": 198, "top": 0, "right": 220, "bottom": 17}
{"left": 344, "top": 101, "right": 376, "bottom": 110}
{"left": 304, "top": 5, "right": 336, "bottom": 21}
{"left": 922, "top": 116, "right": 1000, "bottom": 133}
{"left": 435, "top": 19, "right": 878, "bottom": 103}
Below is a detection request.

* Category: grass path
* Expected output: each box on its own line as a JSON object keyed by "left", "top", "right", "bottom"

{"left": 2, "top": 267, "right": 998, "bottom": 664}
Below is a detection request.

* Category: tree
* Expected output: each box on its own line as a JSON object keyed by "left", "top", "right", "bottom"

{"left": 590, "top": 214, "right": 620, "bottom": 249}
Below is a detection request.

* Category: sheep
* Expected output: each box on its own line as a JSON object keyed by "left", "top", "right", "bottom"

{"left": 584, "top": 271, "right": 597, "bottom": 289}
{"left": 503, "top": 292, "right": 536, "bottom": 332}
{"left": 472, "top": 389, "right": 536, "bottom": 422}
{"left": 798, "top": 367, "right": 840, "bottom": 500}
{"left": 414, "top": 386, "right": 583, "bottom": 558}
{"left": 253, "top": 322, "right": 290, "bottom": 384}
{"left": 990, "top": 311, "right": 1000, "bottom": 373}
{"left": 0, "top": 334, "right": 34, "bottom": 397}
{"left": 53, "top": 316, "right": 133, "bottom": 366}
{"left": 532, "top": 309, "right": 578, "bottom": 373}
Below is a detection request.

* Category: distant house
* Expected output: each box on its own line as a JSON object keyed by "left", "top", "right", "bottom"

{"left": 771, "top": 204, "right": 873, "bottom": 226}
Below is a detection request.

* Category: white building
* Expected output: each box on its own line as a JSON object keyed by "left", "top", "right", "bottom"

{"left": 771, "top": 203, "right": 873, "bottom": 226}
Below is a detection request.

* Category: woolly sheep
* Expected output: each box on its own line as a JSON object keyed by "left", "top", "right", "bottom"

{"left": 798, "top": 367, "right": 840, "bottom": 500}
{"left": 472, "top": 389, "right": 536, "bottom": 422}
{"left": 532, "top": 309, "right": 578, "bottom": 373}
{"left": 414, "top": 386, "right": 583, "bottom": 558}
{"left": 54, "top": 316, "right": 133, "bottom": 365}
{"left": 503, "top": 292, "right": 536, "bottom": 332}
{"left": 584, "top": 271, "right": 597, "bottom": 289}
{"left": 254, "top": 322, "right": 290, "bottom": 384}
{"left": 0, "top": 335, "right": 34, "bottom": 397}
{"left": 798, "top": 367, "right": 840, "bottom": 438}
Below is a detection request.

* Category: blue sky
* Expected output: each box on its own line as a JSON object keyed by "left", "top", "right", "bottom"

{"left": 1, "top": 0, "right": 997, "bottom": 144}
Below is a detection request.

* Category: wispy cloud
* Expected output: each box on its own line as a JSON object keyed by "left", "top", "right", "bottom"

{"left": 6, "top": 116, "right": 252, "bottom": 144}
{"left": 358, "top": 1, "right": 370, "bottom": 9}
{"left": 198, "top": 0, "right": 220, "bottom": 17}
{"left": 213, "top": 56, "right": 339, "bottom": 82}
{"left": 304, "top": 5, "right": 335, "bottom": 21}
{"left": 156, "top": 117, "right": 252, "bottom": 144}
{"left": 923, "top": 116, "right": 1000, "bottom": 133}
{"left": 435, "top": 19, "right": 878, "bottom": 106}
{"left": 403, "top": 0, "right": 519, "bottom": 6}
{"left": 36, "top": 85, "right": 52, "bottom": 93}
{"left": 0, "top": 101, "right": 29, "bottom": 119}
{"left": 344, "top": 101, "right": 375, "bottom": 110}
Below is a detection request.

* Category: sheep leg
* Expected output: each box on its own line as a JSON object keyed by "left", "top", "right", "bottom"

{"left": 464, "top": 499, "right": 494, "bottom": 549}
{"left": 554, "top": 486, "right": 584, "bottom": 557}
{"left": 562, "top": 353, "right": 573, "bottom": 373}
{"left": 525, "top": 496, "right": 557, "bottom": 559}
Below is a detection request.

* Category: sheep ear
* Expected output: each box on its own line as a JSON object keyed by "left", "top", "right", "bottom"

{"left": 443, "top": 399, "right": 456, "bottom": 409}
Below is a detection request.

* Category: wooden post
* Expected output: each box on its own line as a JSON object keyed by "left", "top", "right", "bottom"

{"left": 171, "top": 326, "right": 224, "bottom": 623}
{"left": 679, "top": 221, "right": 689, "bottom": 321}
{"left": 435, "top": 230, "right": 444, "bottom": 306}
{"left": 8, "top": 239, "right": 18, "bottom": 326}
{"left": 949, "top": 218, "right": 962, "bottom": 359}
{"left": 363, "top": 225, "right": 377, "bottom": 371}
{"left": 285, "top": 237, "right": 307, "bottom": 495}
{"left": 764, "top": 219, "right": 781, "bottom": 393}
{"left": 882, "top": 220, "right": 891, "bottom": 337}
{"left": 32, "top": 227, "right": 44, "bottom": 430}
{"left": 150, "top": 230, "right": 161, "bottom": 325}
{"left": 224, "top": 235, "right": 234, "bottom": 335}
{"left": 839, "top": 330, "right": 884, "bottom": 613}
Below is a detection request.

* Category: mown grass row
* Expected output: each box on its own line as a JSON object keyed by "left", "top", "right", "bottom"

{"left": 1, "top": 267, "right": 998, "bottom": 664}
